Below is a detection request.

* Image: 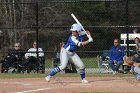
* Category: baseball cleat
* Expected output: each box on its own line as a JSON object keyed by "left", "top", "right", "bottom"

{"left": 45, "top": 76, "right": 51, "bottom": 82}
{"left": 81, "top": 79, "right": 88, "bottom": 83}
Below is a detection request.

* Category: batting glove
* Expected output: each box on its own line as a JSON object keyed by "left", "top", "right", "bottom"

{"left": 87, "top": 35, "right": 93, "bottom": 42}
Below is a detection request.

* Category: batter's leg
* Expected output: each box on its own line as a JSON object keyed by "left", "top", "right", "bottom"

{"left": 70, "top": 53, "right": 88, "bottom": 83}
{"left": 45, "top": 49, "right": 69, "bottom": 82}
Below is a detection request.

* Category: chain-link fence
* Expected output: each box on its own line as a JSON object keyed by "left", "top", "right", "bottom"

{"left": 0, "top": 0, "right": 140, "bottom": 74}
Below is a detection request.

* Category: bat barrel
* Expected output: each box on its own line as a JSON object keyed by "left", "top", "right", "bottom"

{"left": 71, "top": 13, "right": 88, "bottom": 36}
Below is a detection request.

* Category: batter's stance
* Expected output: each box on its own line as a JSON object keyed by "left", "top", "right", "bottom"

{"left": 45, "top": 23, "right": 93, "bottom": 83}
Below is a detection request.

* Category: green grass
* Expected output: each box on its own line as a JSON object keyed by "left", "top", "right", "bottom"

{"left": 0, "top": 73, "right": 134, "bottom": 79}
{"left": 45, "top": 58, "right": 53, "bottom": 68}
{"left": 0, "top": 57, "right": 134, "bottom": 79}
{"left": 0, "top": 73, "right": 46, "bottom": 79}
{"left": 82, "top": 57, "right": 98, "bottom": 68}
{"left": 45, "top": 57, "right": 98, "bottom": 68}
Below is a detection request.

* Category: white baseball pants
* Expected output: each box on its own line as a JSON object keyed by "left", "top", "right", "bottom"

{"left": 59, "top": 48, "right": 85, "bottom": 70}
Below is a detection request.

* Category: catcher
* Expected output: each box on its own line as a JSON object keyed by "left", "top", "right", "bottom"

{"left": 124, "top": 48, "right": 140, "bottom": 80}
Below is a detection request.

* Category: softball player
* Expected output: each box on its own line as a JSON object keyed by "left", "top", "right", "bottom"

{"left": 45, "top": 23, "right": 93, "bottom": 83}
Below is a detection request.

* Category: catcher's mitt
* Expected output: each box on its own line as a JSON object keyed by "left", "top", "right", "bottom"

{"left": 123, "top": 56, "right": 134, "bottom": 66}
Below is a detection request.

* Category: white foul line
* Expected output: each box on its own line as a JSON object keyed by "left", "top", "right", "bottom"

{"left": 15, "top": 82, "right": 32, "bottom": 86}
{"left": 13, "top": 88, "right": 51, "bottom": 93}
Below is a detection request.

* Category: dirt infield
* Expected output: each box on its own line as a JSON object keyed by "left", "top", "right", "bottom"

{"left": 0, "top": 76, "right": 140, "bottom": 93}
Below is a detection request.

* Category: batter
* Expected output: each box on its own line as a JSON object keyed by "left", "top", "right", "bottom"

{"left": 45, "top": 23, "right": 93, "bottom": 83}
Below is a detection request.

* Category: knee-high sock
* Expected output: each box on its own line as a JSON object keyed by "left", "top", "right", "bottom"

{"left": 49, "top": 67, "right": 61, "bottom": 76}
{"left": 79, "top": 69, "right": 85, "bottom": 80}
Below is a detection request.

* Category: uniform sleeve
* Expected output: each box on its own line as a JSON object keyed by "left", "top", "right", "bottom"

{"left": 71, "top": 36, "right": 81, "bottom": 46}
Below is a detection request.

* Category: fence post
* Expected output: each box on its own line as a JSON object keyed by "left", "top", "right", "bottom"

{"left": 125, "top": 0, "right": 129, "bottom": 56}
{"left": 35, "top": 3, "right": 39, "bottom": 61}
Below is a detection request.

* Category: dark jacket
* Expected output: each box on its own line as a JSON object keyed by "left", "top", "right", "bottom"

{"left": 7, "top": 48, "right": 25, "bottom": 62}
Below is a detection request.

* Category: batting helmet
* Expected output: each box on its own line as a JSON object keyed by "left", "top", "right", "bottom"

{"left": 70, "top": 24, "right": 82, "bottom": 32}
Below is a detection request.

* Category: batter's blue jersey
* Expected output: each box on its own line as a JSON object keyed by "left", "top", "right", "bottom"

{"left": 64, "top": 35, "right": 84, "bottom": 52}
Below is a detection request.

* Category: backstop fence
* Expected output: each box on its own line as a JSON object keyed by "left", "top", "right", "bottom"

{"left": 0, "top": 0, "right": 139, "bottom": 73}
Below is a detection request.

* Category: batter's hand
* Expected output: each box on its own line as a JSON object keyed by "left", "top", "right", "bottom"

{"left": 86, "top": 31, "right": 91, "bottom": 36}
{"left": 86, "top": 31, "right": 93, "bottom": 42}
